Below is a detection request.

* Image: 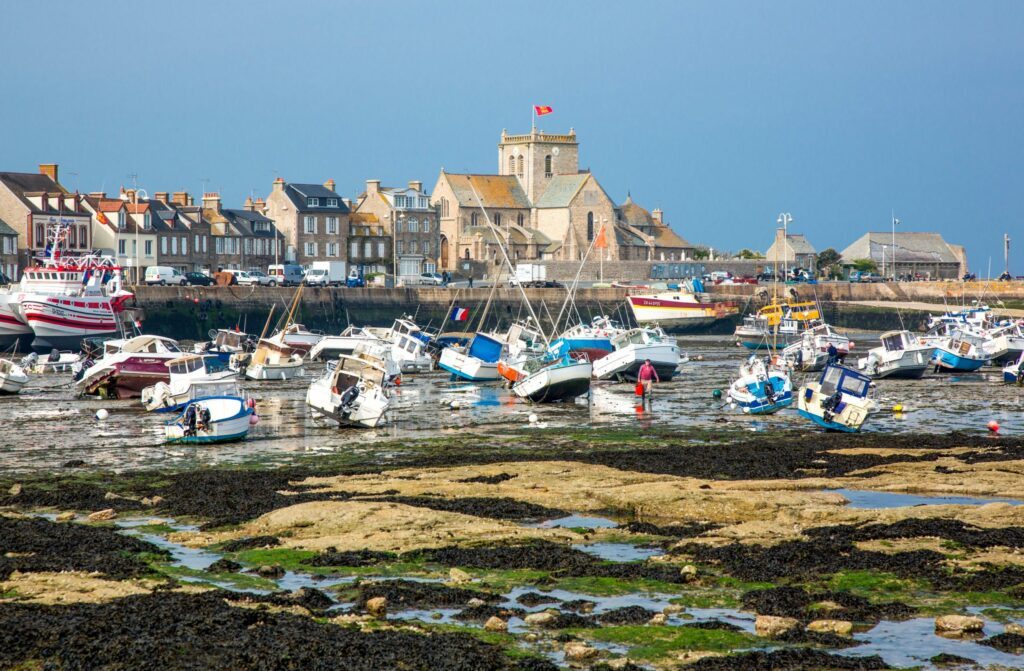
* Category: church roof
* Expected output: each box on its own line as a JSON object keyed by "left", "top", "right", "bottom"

{"left": 445, "top": 174, "right": 530, "bottom": 209}
{"left": 651, "top": 225, "right": 692, "bottom": 249}
{"left": 840, "top": 232, "right": 960, "bottom": 264}
{"left": 533, "top": 174, "right": 590, "bottom": 208}
{"left": 617, "top": 195, "right": 654, "bottom": 228}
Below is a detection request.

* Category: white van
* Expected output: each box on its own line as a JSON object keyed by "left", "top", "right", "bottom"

{"left": 268, "top": 264, "right": 305, "bottom": 287}
{"left": 145, "top": 266, "right": 186, "bottom": 286}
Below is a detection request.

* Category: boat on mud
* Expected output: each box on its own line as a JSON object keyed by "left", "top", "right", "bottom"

{"left": 194, "top": 328, "right": 253, "bottom": 364}
{"left": 797, "top": 363, "right": 875, "bottom": 432}
{"left": 309, "top": 325, "right": 384, "bottom": 361}
{"left": 306, "top": 353, "right": 391, "bottom": 428}
{"left": 383, "top": 318, "right": 433, "bottom": 374}
{"left": 142, "top": 354, "right": 241, "bottom": 413}
{"left": 438, "top": 332, "right": 503, "bottom": 381}
{"left": 930, "top": 329, "right": 989, "bottom": 373}
{"left": 236, "top": 334, "right": 304, "bottom": 381}
{"left": 982, "top": 321, "right": 1024, "bottom": 364}
{"left": 164, "top": 396, "right": 254, "bottom": 444}
{"left": 727, "top": 354, "right": 794, "bottom": 414}
{"left": 857, "top": 330, "right": 934, "bottom": 379}
{"left": 626, "top": 279, "right": 738, "bottom": 333}
{"left": 18, "top": 349, "right": 82, "bottom": 374}
{"left": 512, "top": 353, "right": 592, "bottom": 403}
{"left": 75, "top": 335, "right": 183, "bottom": 399}
{"left": 1003, "top": 352, "right": 1024, "bottom": 384}
{"left": 279, "top": 323, "right": 324, "bottom": 353}
{"left": 592, "top": 326, "right": 681, "bottom": 382}
{"left": 734, "top": 300, "right": 820, "bottom": 349}
{"left": 0, "top": 357, "right": 28, "bottom": 394}
{"left": 547, "top": 316, "right": 618, "bottom": 362}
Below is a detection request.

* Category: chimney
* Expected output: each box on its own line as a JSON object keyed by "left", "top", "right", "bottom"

{"left": 172, "top": 191, "right": 189, "bottom": 206}
{"left": 651, "top": 208, "right": 663, "bottom": 225}
{"left": 202, "top": 192, "right": 221, "bottom": 211}
{"left": 39, "top": 163, "right": 59, "bottom": 183}
{"left": 155, "top": 191, "right": 169, "bottom": 203}
{"left": 366, "top": 179, "right": 380, "bottom": 195}
{"left": 188, "top": 195, "right": 194, "bottom": 206}
{"left": 244, "top": 196, "right": 254, "bottom": 211}
{"left": 324, "top": 179, "right": 336, "bottom": 192}
{"left": 272, "top": 177, "right": 285, "bottom": 193}
{"left": 408, "top": 180, "right": 423, "bottom": 192}
{"left": 123, "top": 188, "right": 137, "bottom": 204}
{"left": 89, "top": 191, "right": 106, "bottom": 199}
{"left": 254, "top": 197, "right": 266, "bottom": 213}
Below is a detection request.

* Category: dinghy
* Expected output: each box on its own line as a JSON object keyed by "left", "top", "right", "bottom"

{"left": 727, "top": 354, "right": 794, "bottom": 414}
{"left": 306, "top": 354, "right": 391, "bottom": 428}
{"left": 512, "top": 353, "right": 592, "bottom": 403}
{"left": 279, "top": 323, "right": 324, "bottom": 353}
{"left": 857, "top": 330, "right": 934, "bottom": 379}
{"left": 0, "top": 357, "right": 28, "bottom": 394}
{"left": 142, "top": 354, "right": 241, "bottom": 412}
{"left": 797, "top": 363, "right": 875, "bottom": 432}
{"left": 164, "top": 396, "right": 254, "bottom": 444}
{"left": 592, "top": 326, "right": 681, "bottom": 382}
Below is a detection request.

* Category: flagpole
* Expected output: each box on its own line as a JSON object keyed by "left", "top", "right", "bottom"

{"left": 531, "top": 105, "right": 535, "bottom": 131}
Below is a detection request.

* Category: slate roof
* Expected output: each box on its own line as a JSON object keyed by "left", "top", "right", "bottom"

{"left": 766, "top": 233, "right": 816, "bottom": 260}
{"left": 283, "top": 183, "right": 350, "bottom": 213}
{"left": 223, "top": 208, "right": 281, "bottom": 239}
{"left": 840, "top": 232, "right": 960, "bottom": 264}
{"left": 0, "top": 171, "right": 76, "bottom": 214}
{"left": 533, "top": 174, "right": 590, "bottom": 208}
{"left": 0, "top": 217, "right": 17, "bottom": 237}
{"left": 444, "top": 174, "right": 531, "bottom": 209}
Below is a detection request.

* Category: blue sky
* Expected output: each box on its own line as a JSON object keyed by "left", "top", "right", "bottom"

{"left": 2, "top": 1, "right": 1021, "bottom": 273}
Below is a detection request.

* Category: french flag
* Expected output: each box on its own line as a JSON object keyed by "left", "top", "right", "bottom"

{"left": 451, "top": 307, "right": 469, "bottom": 322}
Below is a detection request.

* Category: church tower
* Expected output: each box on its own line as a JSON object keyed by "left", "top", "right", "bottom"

{"left": 498, "top": 128, "right": 579, "bottom": 204}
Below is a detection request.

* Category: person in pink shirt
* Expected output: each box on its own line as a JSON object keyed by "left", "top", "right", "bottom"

{"left": 637, "top": 358, "right": 659, "bottom": 401}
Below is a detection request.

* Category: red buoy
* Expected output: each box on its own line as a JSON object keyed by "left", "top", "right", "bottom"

{"left": 988, "top": 420, "right": 1000, "bottom": 433}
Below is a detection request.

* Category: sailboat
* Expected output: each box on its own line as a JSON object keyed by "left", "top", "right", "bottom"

{"left": 512, "top": 353, "right": 593, "bottom": 403}
{"left": 234, "top": 290, "right": 305, "bottom": 381}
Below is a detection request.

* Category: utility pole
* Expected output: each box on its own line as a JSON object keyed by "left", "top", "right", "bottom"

{"left": 1005, "top": 234, "right": 1011, "bottom": 274}
{"left": 891, "top": 213, "right": 899, "bottom": 281}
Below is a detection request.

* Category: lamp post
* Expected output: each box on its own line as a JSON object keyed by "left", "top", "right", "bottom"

{"left": 891, "top": 214, "right": 899, "bottom": 281}
{"left": 776, "top": 213, "right": 792, "bottom": 280}
{"left": 135, "top": 188, "right": 148, "bottom": 285}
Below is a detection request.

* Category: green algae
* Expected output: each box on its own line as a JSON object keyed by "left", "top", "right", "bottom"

{"left": 572, "top": 624, "right": 761, "bottom": 661}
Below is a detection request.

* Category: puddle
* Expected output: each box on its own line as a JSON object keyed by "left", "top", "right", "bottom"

{"left": 526, "top": 514, "right": 620, "bottom": 529}
{"left": 573, "top": 542, "right": 662, "bottom": 562}
{"left": 851, "top": 617, "right": 1023, "bottom": 669}
{"left": 831, "top": 489, "right": 1024, "bottom": 509}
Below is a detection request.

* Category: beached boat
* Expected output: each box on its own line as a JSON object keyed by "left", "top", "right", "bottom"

{"left": 734, "top": 301, "right": 820, "bottom": 349}
{"left": 309, "top": 325, "right": 384, "bottom": 361}
{"left": 0, "top": 357, "right": 29, "bottom": 394}
{"left": 1003, "top": 352, "right": 1024, "bottom": 384}
{"left": 141, "top": 354, "right": 240, "bottom": 413}
{"left": 74, "top": 335, "right": 183, "bottom": 399}
{"left": 727, "top": 355, "right": 794, "bottom": 415}
{"left": 0, "top": 290, "right": 32, "bottom": 350}
{"left": 438, "top": 332, "right": 503, "bottom": 381}
{"left": 512, "top": 354, "right": 592, "bottom": 403}
{"left": 194, "top": 328, "right": 253, "bottom": 365}
{"left": 797, "top": 363, "right": 875, "bottom": 432}
{"left": 982, "top": 322, "right": 1024, "bottom": 364}
{"left": 592, "top": 326, "right": 681, "bottom": 382}
{"left": 386, "top": 318, "right": 433, "bottom": 373}
{"left": 930, "top": 330, "right": 989, "bottom": 373}
{"left": 18, "top": 349, "right": 82, "bottom": 374}
{"left": 164, "top": 396, "right": 254, "bottom": 444}
{"left": 857, "top": 330, "right": 934, "bottom": 379}
{"left": 237, "top": 334, "right": 305, "bottom": 380}
{"left": 547, "top": 317, "right": 619, "bottom": 362}
{"left": 626, "top": 280, "right": 738, "bottom": 333}
{"left": 306, "top": 354, "right": 391, "bottom": 428}
{"left": 279, "top": 323, "right": 324, "bottom": 353}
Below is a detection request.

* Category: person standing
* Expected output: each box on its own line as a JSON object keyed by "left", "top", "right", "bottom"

{"left": 468, "top": 275, "right": 474, "bottom": 288}
{"left": 637, "top": 358, "right": 659, "bottom": 404}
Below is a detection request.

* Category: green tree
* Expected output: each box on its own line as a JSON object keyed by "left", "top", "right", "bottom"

{"left": 736, "top": 248, "right": 765, "bottom": 260}
{"left": 851, "top": 258, "right": 878, "bottom": 273}
{"left": 691, "top": 245, "right": 711, "bottom": 260}
{"left": 816, "top": 248, "right": 842, "bottom": 278}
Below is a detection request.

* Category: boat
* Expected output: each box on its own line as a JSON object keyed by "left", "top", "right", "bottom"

{"left": 734, "top": 301, "right": 820, "bottom": 349}
{"left": 626, "top": 280, "right": 738, "bottom": 333}
{"left": 796, "top": 363, "right": 875, "bottom": 432}
{"left": 385, "top": 318, "right": 433, "bottom": 373}
{"left": 497, "top": 320, "right": 547, "bottom": 384}
{"left": 547, "top": 316, "right": 619, "bottom": 362}
{"left": 194, "top": 328, "right": 253, "bottom": 365}
{"left": 727, "top": 354, "right": 794, "bottom": 414}
{"left": 0, "top": 290, "right": 32, "bottom": 350}
{"left": 438, "top": 331, "right": 504, "bottom": 381}
{"left": 927, "top": 301, "right": 993, "bottom": 331}
{"left": 309, "top": 325, "right": 384, "bottom": 361}
{"left": 930, "top": 329, "right": 989, "bottom": 373}
{"left": 781, "top": 322, "right": 853, "bottom": 372}
{"left": 18, "top": 349, "right": 82, "bottom": 374}
{"left": 857, "top": 330, "right": 935, "bottom": 379}
{"left": 164, "top": 396, "right": 254, "bottom": 444}
{"left": 305, "top": 353, "right": 391, "bottom": 428}
{"left": 279, "top": 323, "right": 324, "bottom": 353}
{"left": 512, "top": 353, "right": 593, "bottom": 403}
{"left": 236, "top": 334, "right": 305, "bottom": 380}
{"left": 982, "top": 322, "right": 1024, "bottom": 364}
{"left": 592, "top": 326, "right": 682, "bottom": 382}
{"left": 74, "top": 335, "right": 183, "bottom": 399}
{"left": 141, "top": 354, "right": 241, "bottom": 413}
{"left": 0, "top": 357, "right": 29, "bottom": 394}
{"left": 1003, "top": 352, "right": 1023, "bottom": 384}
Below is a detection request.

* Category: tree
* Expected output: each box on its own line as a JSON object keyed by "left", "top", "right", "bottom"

{"left": 816, "top": 248, "right": 842, "bottom": 278}
{"left": 691, "top": 245, "right": 711, "bottom": 260}
{"left": 851, "top": 258, "right": 878, "bottom": 273}
{"left": 736, "top": 248, "right": 765, "bottom": 260}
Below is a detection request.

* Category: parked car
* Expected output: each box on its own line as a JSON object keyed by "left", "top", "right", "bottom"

{"left": 145, "top": 266, "right": 187, "bottom": 286}
{"left": 268, "top": 264, "right": 305, "bottom": 287}
{"left": 345, "top": 270, "right": 366, "bottom": 288}
{"left": 234, "top": 270, "right": 273, "bottom": 286}
{"left": 418, "top": 272, "right": 444, "bottom": 286}
{"left": 849, "top": 271, "right": 882, "bottom": 283}
{"left": 962, "top": 272, "right": 978, "bottom": 281}
{"left": 183, "top": 272, "right": 214, "bottom": 286}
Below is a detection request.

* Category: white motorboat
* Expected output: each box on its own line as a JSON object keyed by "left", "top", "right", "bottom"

{"left": 142, "top": 354, "right": 241, "bottom": 413}
{"left": 19, "top": 350, "right": 82, "bottom": 374}
{"left": 930, "top": 329, "right": 989, "bottom": 373}
{"left": 309, "top": 325, "right": 384, "bottom": 361}
{"left": 74, "top": 335, "right": 183, "bottom": 399}
{"left": 727, "top": 354, "right": 794, "bottom": 415}
{"left": 235, "top": 334, "right": 305, "bottom": 381}
{"left": 194, "top": 328, "right": 252, "bottom": 365}
{"left": 512, "top": 354, "right": 593, "bottom": 403}
{"left": 796, "top": 363, "right": 875, "bottom": 432}
{"left": 1003, "top": 352, "right": 1024, "bottom": 384}
{"left": 0, "top": 357, "right": 29, "bottom": 394}
{"left": 387, "top": 318, "right": 433, "bottom": 373}
{"left": 164, "top": 396, "right": 254, "bottom": 444}
{"left": 306, "top": 353, "right": 391, "bottom": 428}
{"left": 982, "top": 322, "right": 1024, "bottom": 364}
{"left": 279, "top": 323, "right": 324, "bottom": 353}
{"left": 438, "top": 332, "right": 503, "bottom": 381}
{"left": 592, "top": 326, "right": 681, "bottom": 382}
{"left": 857, "top": 330, "right": 934, "bottom": 379}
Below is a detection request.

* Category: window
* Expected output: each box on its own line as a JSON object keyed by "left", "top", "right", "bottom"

{"left": 508, "top": 155, "right": 515, "bottom": 174}
{"left": 78, "top": 225, "right": 88, "bottom": 247}
{"left": 363, "top": 241, "right": 372, "bottom": 257}
{"left": 350, "top": 241, "right": 359, "bottom": 258}
{"left": 516, "top": 155, "right": 524, "bottom": 177}
{"left": 202, "top": 236, "right": 208, "bottom": 253}
{"left": 494, "top": 213, "right": 501, "bottom": 227}
{"left": 423, "top": 240, "right": 430, "bottom": 256}
{"left": 395, "top": 219, "right": 402, "bottom": 234}
{"left": 587, "top": 212, "right": 594, "bottom": 241}
{"left": 182, "top": 237, "right": 187, "bottom": 255}
{"left": 376, "top": 241, "right": 385, "bottom": 257}
{"left": 395, "top": 195, "right": 406, "bottom": 208}
{"left": 517, "top": 213, "right": 524, "bottom": 227}
{"left": 410, "top": 240, "right": 418, "bottom": 253}
{"left": 304, "top": 241, "right": 317, "bottom": 257}
{"left": 419, "top": 197, "right": 427, "bottom": 208}
{"left": 144, "top": 213, "right": 151, "bottom": 229}
{"left": 131, "top": 240, "right": 137, "bottom": 255}
{"left": 161, "top": 237, "right": 168, "bottom": 255}
{"left": 408, "top": 218, "right": 419, "bottom": 233}
{"left": 304, "top": 216, "right": 316, "bottom": 234}
{"left": 544, "top": 154, "right": 552, "bottom": 177}
{"left": 307, "top": 197, "right": 319, "bottom": 207}
{"left": 423, "top": 219, "right": 430, "bottom": 233}
{"left": 145, "top": 240, "right": 153, "bottom": 256}
{"left": 440, "top": 197, "right": 449, "bottom": 217}
{"left": 118, "top": 239, "right": 126, "bottom": 255}
{"left": 464, "top": 248, "right": 470, "bottom": 260}
{"left": 118, "top": 211, "right": 126, "bottom": 229}
{"left": 216, "top": 237, "right": 224, "bottom": 254}
{"left": 326, "top": 198, "right": 338, "bottom": 207}
{"left": 327, "top": 217, "right": 338, "bottom": 234}
{"left": 325, "top": 242, "right": 335, "bottom": 257}
{"left": 244, "top": 238, "right": 251, "bottom": 255}
{"left": 397, "top": 240, "right": 404, "bottom": 254}
{"left": 67, "top": 227, "right": 77, "bottom": 247}
{"left": 471, "top": 212, "right": 478, "bottom": 227}
{"left": 171, "top": 237, "right": 178, "bottom": 255}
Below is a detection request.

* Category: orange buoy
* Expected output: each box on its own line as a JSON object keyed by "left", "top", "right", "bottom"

{"left": 987, "top": 420, "right": 1000, "bottom": 433}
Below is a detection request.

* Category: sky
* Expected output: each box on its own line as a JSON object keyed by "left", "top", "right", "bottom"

{"left": 2, "top": 0, "right": 1022, "bottom": 273}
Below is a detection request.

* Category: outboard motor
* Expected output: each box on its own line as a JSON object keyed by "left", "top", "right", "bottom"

{"left": 339, "top": 385, "right": 360, "bottom": 409}
{"left": 48, "top": 348, "right": 60, "bottom": 363}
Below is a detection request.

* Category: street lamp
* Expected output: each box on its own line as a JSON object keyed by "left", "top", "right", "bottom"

{"left": 891, "top": 214, "right": 900, "bottom": 281}
{"left": 776, "top": 213, "right": 792, "bottom": 279}
{"left": 135, "top": 188, "right": 148, "bottom": 285}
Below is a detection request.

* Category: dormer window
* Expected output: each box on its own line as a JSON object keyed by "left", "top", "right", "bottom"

{"left": 144, "top": 213, "right": 151, "bottom": 229}
{"left": 118, "top": 211, "right": 126, "bottom": 229}
{"left": 307, "top": 197, "right": 319, "bottom": 207}
{"left": 326, "top": 198, "right": 338, "bottom": 207}
{"left": 395, "top": 195, "right": 406, "bottom": 208}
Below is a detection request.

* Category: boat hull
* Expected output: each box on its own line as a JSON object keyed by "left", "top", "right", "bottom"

{"left": 78, "top": 357, "right": 174, "bottom": 399}
{"left": 592, "top": 343, "right": 680, "bottom": 382}
{"left": 0, "top": 293, "right": 32, "bottom": 349}
{"left": 513, "top": 361, "right": 593, "bottom": 403}
{"left": 305, "top": 381, "right": 389, "bottom": 428}
{"left": 438, "top": 348, "right": 499, "bottom": 381}
{"left": 17, "top": 293, "right": 122, "bottom": 350}
{"left": 164, "top": 397, "right": 253, "bottom": 444}
{"left": 244, "top": 361, "right": 304, "bottom": 381}
{"left": 931, "top": 349, "right": 987, "bottom": 372}
{"left": 628, "top": 295, "right": 736, "bottom": 333}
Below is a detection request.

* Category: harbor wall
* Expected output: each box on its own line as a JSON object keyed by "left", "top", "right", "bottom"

{"left": 704, "top": 280, "right": 1024, "bottom": 303}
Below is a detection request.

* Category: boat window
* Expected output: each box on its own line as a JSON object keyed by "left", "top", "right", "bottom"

{"left": 881, "top": 335, "right": 901, "bottom": 352}
{"left": 839, "top": 374, "right": 868, "bottom": 397}
{"left": 819, "top": 366, "right": 843, "bottom": 395}
{"left": 170, "top": 362, "right": 185, "bottom": 375}
{"left": 406, "top": 340, "right": 418, "bottom": 353}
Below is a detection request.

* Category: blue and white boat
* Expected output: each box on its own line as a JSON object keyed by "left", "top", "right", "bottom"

{"left": 930, "top": 330, "right": 989, "bottom": 372}
{"left": 438, "top": 332, "right": 503, "bottom": 381}
{"left": 142, "top": 354, "right": 240, "bottom": 412}
{"left": 727, "top": 355, "right": 793, "bottom": 414}
{"left": 164, "top": 396, "right": 254, "bottom": 444}
{"left": 547, "top": 316, "right": 618, "bottom": 362}
{"left": 193, "top": 328, "right": 252, "bottom": 365}
{"left": 1004, "top": 352, "right": 1024, "bottom": 384}
{"left": 512, "top": 353, "right": 592, "bottom": 403}
{"left": 797, "top": 364, "right": 875, "bottom": 432}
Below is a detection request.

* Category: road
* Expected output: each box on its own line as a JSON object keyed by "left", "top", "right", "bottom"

{"left": 844, "top": 300, "right": 1024, "bottom": 318}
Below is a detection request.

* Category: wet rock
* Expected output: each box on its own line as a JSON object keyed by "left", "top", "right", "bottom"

{"left": 598, "top": 606, "right": 658, "bottom": 626}
{"left": 87, "top": 508, "right": 116, "bottom": 521}
{"left": 62, "top": 459, "right": 86, "bottom": 468}
{"left": 1005, "top": 622, "right": 1024, "bottom": 635}
{"left": 562, "top": 599, "right": 596, "bottom": 613}
{"left": 220, "top": 536, "right": 281, "bottom": 552}
{"left": 206, "top": 558, "right": 241, "bottom": 573}
{"left": 679, "top": 564, "right": 698, "bottom": 582}
{"left": 458, "top": 472, "right": 517, "bottom": 484}
{"left": 935, "top": 614, "right": 984, "bottom": 634}
{"left": 807, "top": 619, "right": 854, "bottom": 636}
{"left": 524, "top": 611, "right": 556, "bottom": 627}
{"left": 467, "top": 597, "right": 486, "bottom": 607}
{"left": 930, "top": 653, "right": 978, "bottom": 667}
{"left": 367, "top": 495, "right": 570, "bottom": 522}
{"left": 563, "top": 641, "right": 598, "bottom": 661}
{"left": 755, "top": 614, "right": 801, "bottom": 637}
{"left": 662, "top": 604, "right": 683, "bottom": 615}
{"left": 431, "top": 612, "right": 443, "bottom": 620}
{"left": 355, "top": 579, "right": 498, "bottom": 610}
{"left": 455, "top": 605, "right": 525, "bottom": 623}
{"left": 686, "top": 649, "right": 891, "bottom": 670}
{"left": 649, "top": 613, "right": 667, "bottom": 625}
{"left": 54, "top": 512, "right": 75, "bottom": 522}
{"left": 218, "top": 588, "right": 333, "bottom": 614}
{"left": 808, "top": 518, "right": 1024, "bottom": 550}
{"left": 742, "top": 586, "right": 915, "bottom": 623}
{"left": 290, "top": 587, "right": 334, "bottom": 611}
{"left": 366, "top": 596, "right": 387, "bottom": 617}
{"left": 0, "top": 480, "right": 142, "bottom": 513}
{"left": 619, "top": 521, "right": 721, "bottom": 538}
{"left": 686, "top": 620, "right": 743, "bottom": 632}
{"left": 8, "top": 483, "right": 21, "bottom": 496}
{"left": 141, "top": 495, "right": 164, "bottom": 507}
{"left": 448, "top": 567, "right": 472, "bottom": 584}
{"left": 255, "top": 565, "right": 285, "bottom": 579}
{"left": 484, "top": 616, "right": 508, "bottom": 632}
{"left": 548, "top": 612, "right": 596, "bottom": 628}
{"left": 979, "top": 632, "right": 1024, "bottom": 654}
{"left": 517, "top": 592, "right": 562, "bottom": 607}
{"left": 304, "top": 548, "right": 396, "bottom": 567}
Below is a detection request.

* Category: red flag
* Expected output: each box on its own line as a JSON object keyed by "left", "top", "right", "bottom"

{"left": 594, "top": 224, "right": 608, "bottom": 250}
{"left": 534, "top": 105, "right": 553, "bottom": 116}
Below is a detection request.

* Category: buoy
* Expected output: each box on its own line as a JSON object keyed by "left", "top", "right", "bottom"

{"left": 249, "top": 414, "right": 260, "bottom": 425}
{"left": 696, "top": 355, "right": 704, "bottom": 361}
{"left": 849, "top": 341, "right": 856, "bottom": 349}
{"left": 712, "top": 389, "right": 723, "bottom": 399}
{"left": 95, "top": 409, "right": 109, "bottom": 421}
{"left": 450, "top": 400, "right": 461, "bottom": 410}
{"left": 988, "top": 420, "right": 1000, "bottom": 433}
{"left": 246, "top": 398, "right": 256, "bottom": 409}
{"left": 528, "top": 413, "right": 538, "bottom": 424}
{"left": 893, "top": 403, "right": 903, "bottom": 413}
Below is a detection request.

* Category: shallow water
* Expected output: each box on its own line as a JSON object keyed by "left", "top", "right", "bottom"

{"left": 832, "top": 488, "right": 1024, "bottom": 509}
{"left": 2, "top": 333, "right": 1023, "bottom": 471}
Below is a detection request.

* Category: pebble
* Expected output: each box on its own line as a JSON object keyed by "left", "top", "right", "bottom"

{"left": 87, "top": 508, "right": 116, "bottom": 521}
{"left": 467, "top": 597, "right": 486, "bottom": 607}
{"left": 141, "top": 496, "right": 164, "bottom": 507}
{"left": 755, "top": 614, "right": 801, "bottom": 637}
{"left": 483, "top": 616, "right": 508, "bottom": 632}
{"left": 1005, "top": 623, "right": 1024, "bottom": 635}
{"left": 935, "top": 614, "right": 984, "bottom": 634}
{"left": 255, "top": 565, "right": 284, "bottom": 579}
{"left": 366, "top": 596, "right": 388, "bottom": 617}
{"left": 679, "top": 564, "right": 698, "bottom": 582}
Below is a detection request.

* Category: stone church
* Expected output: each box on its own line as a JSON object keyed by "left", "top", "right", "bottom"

{"left": 430, "top": 128, "right": 692, "bottom": 272}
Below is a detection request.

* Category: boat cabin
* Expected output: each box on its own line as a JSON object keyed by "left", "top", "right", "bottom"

{"left": 211, "top": 329, "right": 248, "bottom": 350}
{"left": 328, "top": 355, "right": 386, "bottom": 392}
{"left": 879, "top": 330, "right": 917, "bottom": 352}
{"left": 104, "top": 335, "right": 180, "bottom": 356}
{"left": 166, "top": 354, "right": 228, "bottom": 378}
{"left": 817, "top": 364, "right": 871, "bottom": 400}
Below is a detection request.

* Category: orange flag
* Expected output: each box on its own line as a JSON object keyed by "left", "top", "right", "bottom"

{"left": 534, "top": 105, "right": 553, "bottom": 116}
{"left": 96, "top": 210, "right": 110, "bottom": 225}
{"left": 594, "top": 224, "right": 608, "bottom": 249}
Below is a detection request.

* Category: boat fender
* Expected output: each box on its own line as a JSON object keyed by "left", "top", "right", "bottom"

{"left": 246, "top": 398, "right": 256, "bottom": 410}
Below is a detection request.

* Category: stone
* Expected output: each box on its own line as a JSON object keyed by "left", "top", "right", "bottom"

{"left": 448, "top": 568, "right": 472, "bottom": 584}
{"left": 662, "top": 604, "right": 684, "bottom": 615}
{"left": 524, "top": 611, "right": 556, "bottom": 627}
{"left": 484, "top": 616, "right": 508, "bottom": 632}
{"left": 679, "top": 564, "right": 698, "bottom": 582}
{"left": 87, "top": 508, "right": 116, "bottom": 521}
{"left": 649, "top": 613, "right": 668, "bottom": 625}
{"left": 807, "top": 619, "right": 854, "bottom": 636}
{"left": 467, "top": 597, "right": 486, "bottom": 607}
{"left": 255, "top": 565, "right": 284, "bottom": 579}
{"left": 1005, "top": 623, "right": 1024, "bottom": 635}
{"left": 755, "top": 614, "right": 801, "bottom": 638}
{"left": 431, "top": 612, "right": 443, "bottom": 620}
{"left": 935, "top": 615, "right": 984, "bottom": 634}
{"left": 55, "top": 512, "right": 75, "bottom": 522}
{"left": 104, "top": 491, "right": 122, "bottom": 501}
{"left": 141, "top": 496, "right": 165, "bottom": 506}
{"left": 366, "top": 596, "right": 388, "bottom": 617}
{"left": 523, "top": 633, "right": 539, "bottom": 642}
{"left": 563, "top": 642, "right": 598, "bottom": 661}
{"left": 8, "top": 483, "right": 22, "bottom": 496}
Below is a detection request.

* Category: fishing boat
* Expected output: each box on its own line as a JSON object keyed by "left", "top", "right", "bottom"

{"left": 592, "top": 326, "right": 681, "bottom": 382}
{"left": 438, "top": 332, "right": 503, "bottom": 381}
{"left": 796, "top": 363, "right": 875, "bottom": 432}
{"left": 734, "top": 301, "right": 820, "bottom": 349}
{"left": 727, "top": 354, "right": 794, "bottom": 414}
{"left": 982, "top": 322, "right": 1024, "bottom": 364}
{"left": 0, "top": 290, "right": 32, "bottom": 350}
{"left": 279, "top": 323, "right": 324, "bottom": 353}
{"left": 306, "top": 353, "right": 391, "bottom": 428}
{"left": 1003, "top": 352, "right": 1023, "bottom": 384}
{"left": 194, "top": 328, "right": 253, "bottom": 364}
{"left": 309, "top": 325, "right": 384, "bottom": 361}
{"left": 626, "top": 279, "right": 738, "bottom": 333}
{"left": 930, "top": 329, "right": 989, "bottom": 373}
{"left": 141, "top": 354, "right": 241, "bottom": 412}
{"left": 512, "top": 353, "right": 592, "bottom": 403}
{"left": 164, "top": 396, "right": 254, "bottom": 444}
{"left": 0, "top": 357, "right": 29, "bottom": 394}
{"left": 857, "top": 330, "right": 934, "bottom": 379}
{"left": 74, "top": 335, "right": 183, "bottom": 399}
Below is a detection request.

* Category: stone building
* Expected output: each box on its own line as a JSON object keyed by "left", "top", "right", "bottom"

{"left": 765, "top": 229, "right": 817, "bottom": 273}
{"left": 263, "top": 178, "right": 348, "bottom": 266}
{"left": 617, "top": 196, "right": 693, "bottom": 261}
{"left": 83, "top": 192, "right": 157, "bottom": 283}
{"left": 0, "top": 218, "right": 18, "bottom": 281}
{"left": 221, "top": 197, "right": 284, "bottom": 271}
{"left": 840, "top": 231, "right": 966, "bottom": 280}
{"left": 353, "top": 179, "right": 439, "bottom": 278}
